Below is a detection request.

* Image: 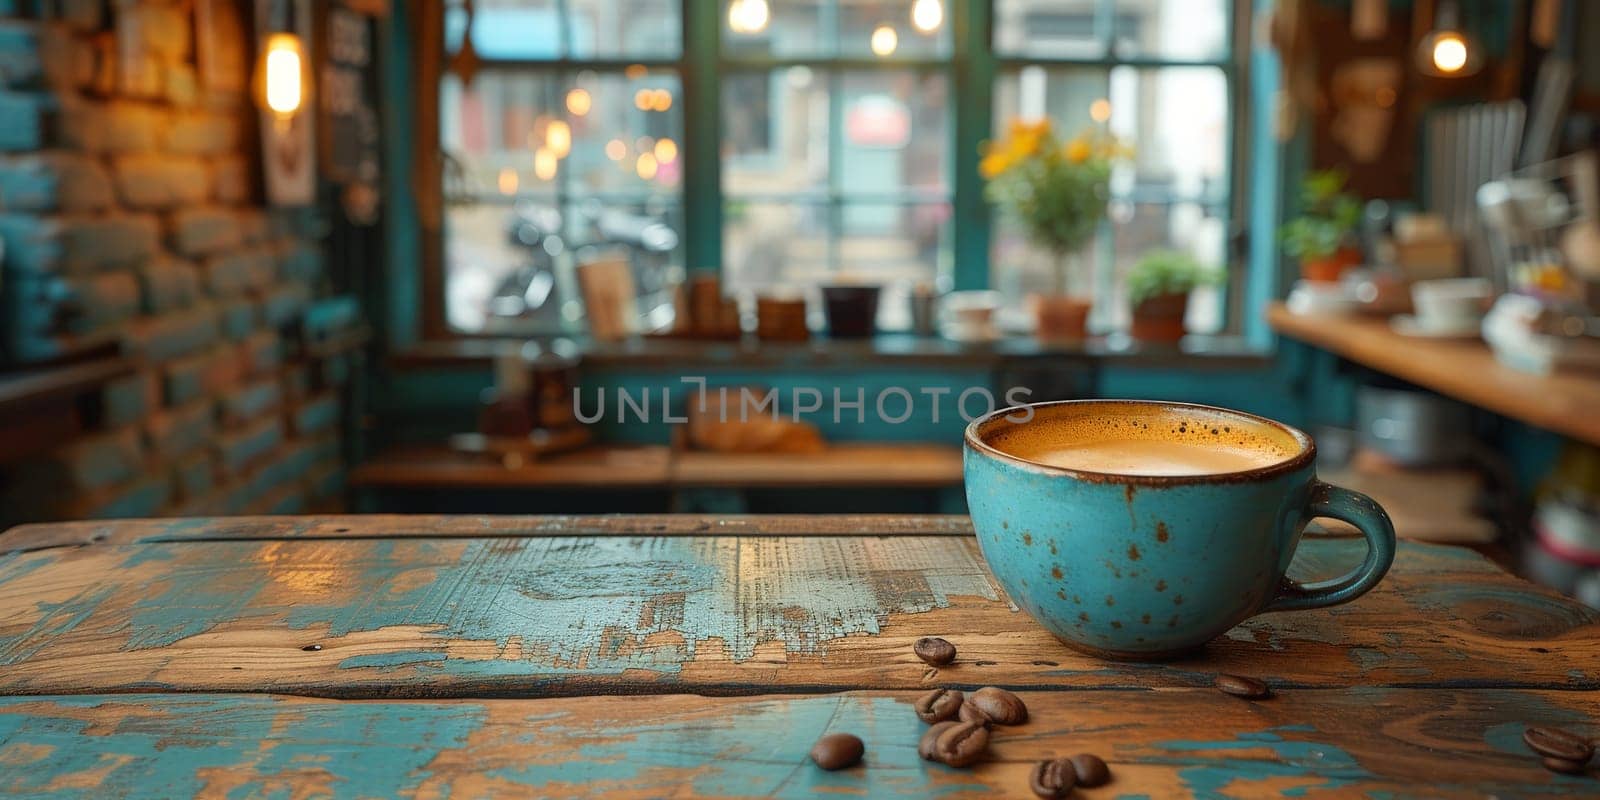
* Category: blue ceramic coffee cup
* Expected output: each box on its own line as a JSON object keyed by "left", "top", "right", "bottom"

{"left": 964, "top": 400, "right": 1395, "bottom": 660}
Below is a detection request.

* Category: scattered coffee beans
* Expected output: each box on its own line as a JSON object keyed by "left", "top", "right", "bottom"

{"left": 810, "top": 733, "right": 864, "bottom": 770}
{"left": 1028, "top": 758, "right": 1076, "bottom": 798}
{"left": 969, "top": 686, "right": 1029, "bottom": 725}
{"left": 1069, "top": 753, "right": 1111, "bottom": 787}
{"left": 1523, "top": 726, "right": 1594, "bottom": 763}
{"left": 914, "top": 637, "right": 958, "bottom": 666}
{"left": 1541, "top": 756, "right": 1589, "bottom": 775}
{"left": 914, "top": 688, "right": 964, "bottom": 724}
{"left": 919, "top": 721, "right": 959, "bottom": 761}
{"left": 1214, "top": 673, "right": 1272, "bottom": 700}
{"left": 933, "top": 720, "right": 991, "bottom": 767}
{"left": 958, "top": 701, "right": 992, "bottom": 726}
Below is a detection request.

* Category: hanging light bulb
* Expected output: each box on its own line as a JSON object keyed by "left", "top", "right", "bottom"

{"left": 565, "top": 88, "right": 591, "bottom": 116}
{"left": 870, "top": 24, "right": 898, "bottom": 57}
{"left": 728, "top": 0, "right": 769, "bottom": 34}
{"left": 606, "top": 138, "right": 628, "bottom": 161}
{"left": 545, "top": 120, "right": 571, "bottom": 158}
{"left": 1416, "top": 0, "right": 1482, "bottom": 77}
{"left": 1089, "top": 98, "right": 1111, "bottom": 123}
{"left": 654, "top": 137, "right": 678, "bottom": 163}
{"left": 497, "top": 167, "right": 518, "bottom": 195}
{"left": 911, "top": 0, "right": 942, "bottom": 33}
{"left": 636, "top": 152, "right": 659, "bottom": 180}
{"left": 260, "top": 32, "right": 305, "bottom": 117}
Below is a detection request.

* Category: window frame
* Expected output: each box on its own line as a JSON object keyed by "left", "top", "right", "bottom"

{"left": 418, "top": 0, "right": 1251, "bottom": 340}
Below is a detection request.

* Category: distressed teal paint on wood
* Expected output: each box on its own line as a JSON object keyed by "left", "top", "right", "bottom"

{"left": 0, "top": 695, "right": 485, "bottom": 798}
{"left": 1156, "top": 727, "right": 1365, "bottom": 797}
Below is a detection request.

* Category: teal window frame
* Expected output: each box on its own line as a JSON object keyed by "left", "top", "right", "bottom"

{"left": 421, "top": 0, "right": 1249, "bottom": 338}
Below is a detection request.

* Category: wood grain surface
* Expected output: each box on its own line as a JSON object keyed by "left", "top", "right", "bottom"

{"left": 1, "top": 525, "right": 1595, "bottom": 698}
{"left": 1267, "top": 302, "right": 1600, "bottom": 446}
{"left": 1, "top": 514, "right": 1597, "bottom": 798}
{"left": 0, "top": 689, "right": 1594, "bottom": 798}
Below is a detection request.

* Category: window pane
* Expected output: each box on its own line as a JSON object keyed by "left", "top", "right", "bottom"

{"left": 838, "top": 71, "right": 949, "bottom": 197}
{"left": 446, "top": 0, "right": 681, "bottom": 60}
{"left": 723, "top": 0, "right": 829, "bottom": 58}
{"left": 1113, "top": 0, "right": 1230, "bottom": 61}
{"left": 722, "top": 68, "right": 830, "bottom": 197}
{"left": 837, "top": 0, "right": 951, "bottom": 59}
{"left": 1106, "top": 200, "right": 1228, "bottom": 334}
{"left": 441, "top": 69, "right": 683, "bottom": 198}
{"left": 837, "top": 202, "right": 950, "bottom": 285}
{"left": 993, "top": 65, "right": 1228, "bottom": 203}
{"left": 994, "top": 0, "right": 1105, "bottom": 59}
{"left": 723, "top": 200, "right": 831, "bottom": 290}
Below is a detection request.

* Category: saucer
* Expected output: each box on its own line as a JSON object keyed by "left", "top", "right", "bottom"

{"left": 1390, "top": 314, "right": 1481, "bottom": 339}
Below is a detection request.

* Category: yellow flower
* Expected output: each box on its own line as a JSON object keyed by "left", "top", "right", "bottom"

{"left": 979, "top": 150, "right": 1011, "bottom": 178}
{"left": 1065, "top": 138, "right": 1091, "bottom": 164}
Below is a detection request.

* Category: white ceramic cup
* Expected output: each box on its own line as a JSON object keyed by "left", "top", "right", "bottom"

{"left": 1411, "top": 278, "right": 1491, "bottom": 330}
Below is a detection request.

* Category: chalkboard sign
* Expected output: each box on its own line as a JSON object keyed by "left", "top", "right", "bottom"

{"left": 319, "top": 1, "right": 381, "bottom": 220}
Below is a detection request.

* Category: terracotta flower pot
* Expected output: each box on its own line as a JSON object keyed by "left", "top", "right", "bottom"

{"left": 1032, "top": 294, "right": 1092, "bottom": 342}
{"left": 1300, "top": 247, "right": 1362, "bottom": 283}
{"left": 1130, "top": 292, "right": 1189, "bottom": 343}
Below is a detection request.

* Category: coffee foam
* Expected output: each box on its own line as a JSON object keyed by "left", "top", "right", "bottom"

{"left": 978, "top": 402, "right": 1303, "bottom": 474}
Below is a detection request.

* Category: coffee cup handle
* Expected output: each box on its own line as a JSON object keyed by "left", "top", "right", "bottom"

{"left": 1264, "top": 481, "right": 1397, "bottom": 613}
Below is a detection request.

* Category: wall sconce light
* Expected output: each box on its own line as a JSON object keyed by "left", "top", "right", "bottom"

{"left": 1416, "top": 0, "right": 1482, "bottom": 77}
{"left": 261, "top": 32, "right": 306, "bottom": 116}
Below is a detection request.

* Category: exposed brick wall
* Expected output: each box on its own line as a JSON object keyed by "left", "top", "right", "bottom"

{"left": 0, "top": 0, "right": 352, "bottom": 524}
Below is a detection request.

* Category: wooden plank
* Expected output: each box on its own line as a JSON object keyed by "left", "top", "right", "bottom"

{"left": 1266, "top": 302, "right": 1600, "bottom": 446}
{"left": 672, "top": 444, "right": 963, "bottom": 488}
{"left": 0, "top": 689, "right": 1593, "bottom": 797}
{"left": 347, "top": 445, "right": 675, "bottom": 490}
{"left": 0, "top": 514, "right": 982, "bottom": 551}
{"left": 1, "top": 535, "right": 1595, "bottom": 697}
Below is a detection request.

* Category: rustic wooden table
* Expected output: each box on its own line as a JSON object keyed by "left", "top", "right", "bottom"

{"left": 1, "top": 515, "right": 1596, "bottom": 797}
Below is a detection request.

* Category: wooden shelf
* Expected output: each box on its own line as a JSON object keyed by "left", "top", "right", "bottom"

{"left": 1267, "top": 302, "right": 1600, "bottom": 446}
{"left": 351, "top": 442, "right": 965, "bottom": 491}
{"left": 0, "top": 357, "right": 135, "bottom": 414}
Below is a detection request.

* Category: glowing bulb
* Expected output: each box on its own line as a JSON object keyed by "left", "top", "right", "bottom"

{"left": 1089, "top": 98, "right": 1111, "bottom": 123}
{"left": 262, "top": 33, "right": 304, "bottom": 116}
{"left": 653, "top": 89, "right": 672, "bottom": 111}
{"left": 654, "top": 137, "right": 678, "bottom": 163}
{"left": 634, "top": 89, "right": 652, "bottom": 110}
{"left": 911, "top": 0, "right": 942, "bottom": 33}
{"left": 565, "top": 88, "right": 591, "bottom": 116}
{"left": 728, "top": 0, "right": 769, "bottom": 34}
{"left": 1431, "top": 34, "right": 1468, "bottom": 73}
{"left": 534, "top": 148, "right": 558, "bottom": 180}
{"left": 545, "top": 120, "right": 571, "bottom": 158}
{"left": 606, "top": 138, "right": 627, "bottom": 161}
{"left": 497, "top": 168, "right": 518, "bottom": 195}
{"left": 870, "top": 24, "right": 898, "bottom": 57}
{"left": 635, "top": 152, "right": 658, "bottom": 180}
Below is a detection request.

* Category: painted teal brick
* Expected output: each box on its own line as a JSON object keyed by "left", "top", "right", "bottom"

{"left": 0, "top": 213, "right": 160, "bottom": 274}
{"left": 0, "top": 153, "right": 115, "bottom": 212}
{"left": 238, "top": 330, "right": 281, "bottom": 375}
{"left": 289, "top": 393, "right": 339, "bottom": 437}
{"left": 280, "top": 241, "right": 326, "bottom": 283}
{"left": 125, "top": 304, "right": 220, "bottom": 362}
{"left": 139, "top": 256, "right": 201, "bottom": 313}
{"left": 261, "top": 283, "right": 308, "bottom": 327}
{"left": 160, "top": 351, "right": 209, "bottom": 405}
{"left": 74, "top": 474, "right": 170, "bottom": 520}
{"left": 167, "top": 206, "right": 239, "bottom": 256}
{"left": 48, "top": 428, "right": 144, "bottom": 492}
{"left": 219, "top": 378, "right": 281, "bottom": 427}
{"left": 214, "top": 416, "right": 282, "bottom": 474}
{"left": 0, "top": 91, "right": 49, "bottom": 152}
{"left": 203, "top": 246, "right": 275, "bottom": 295}
{"left": 172, "top": 451, "right": 216, "bottom": 500}
{"left": 0, "top": 23, "right": 40, "bottom": 88}
{"left": 99, "top": 371, "right": 154, "bottom": 429}
{"left": 145, "top": 399, "right": 213, "bottom": 459}
{"left": 3, "top": 271, "right": 141, "bottom": 333}
{"left": 217, "top": 296, "right": 258, "bottom": 340}
{"left": 302, "top": 295, "right": 360, "bottom": 339}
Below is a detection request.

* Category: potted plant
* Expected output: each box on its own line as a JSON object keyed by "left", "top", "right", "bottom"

{"left": 981, "top": 119, "right": 1122, "bottom": 340}
{"left": 1280, "top": 169, "right": 1363, "bottom": 283}
{"left": 1126, "top": 250, "right": 1222, "bottom": 342}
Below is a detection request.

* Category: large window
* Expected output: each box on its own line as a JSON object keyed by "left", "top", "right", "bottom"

{"left": 433, "top": 1, "right": 1241, "bottom": 336}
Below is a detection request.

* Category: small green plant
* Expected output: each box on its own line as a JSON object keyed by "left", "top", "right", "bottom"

{"left": 1279, "top": 169, "right": 1362, "bottom": 260}
{"left": 1126, "top": 250, "right": 1222, "bottom": 305}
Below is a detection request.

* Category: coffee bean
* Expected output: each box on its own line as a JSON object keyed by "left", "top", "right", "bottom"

{"left": 809, "top": 733, "right": 864, "bottom": 770}
{"left": 959, "top": 701, "right": 993, "bottom": 726}
{"left": 933, "top": 720, "right": 990, "bottom": 767}
{"left": 1541, "top": 756, "right": 1590, "bottom": 775}
{"left": 914, "top": 637, "right": 957, "bottom": 666}
{"left": 1069, "top": 753, "right": 1111, "bottom": 787}
{"left": 919, "top": 721, "right": 959, "bottom": 761}
{"left": 1214, "top": 673, "right": 1272, "bottom": 700}
{"left": 1523, "top": 726, "right": 1594, "bottom": 763}
{"left": 969, "top": 686, "right": 1028, "bottom": 725}
{"left": 914, "top": 688, "right": 964, "bottom": 724}
{"left": 1028, "top": 758, "right": 1076, "bottom": 798}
